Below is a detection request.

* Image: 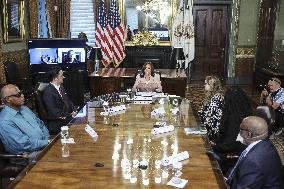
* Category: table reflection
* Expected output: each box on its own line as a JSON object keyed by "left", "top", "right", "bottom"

{"left": 12, "top": 97, "right": 226, "bottom": 189}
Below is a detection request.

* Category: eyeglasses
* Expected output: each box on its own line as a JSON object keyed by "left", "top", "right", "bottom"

{"left": 5, "top": 91, "right": 23, "bottom": 98}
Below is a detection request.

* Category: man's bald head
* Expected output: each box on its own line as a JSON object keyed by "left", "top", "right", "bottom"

{"left": 0, "top": 84, "right": 25, "bottom": 110}
{"left": 241, "top": 116, "right": 268, "bottom": 143}
{"left": 0, "top": 84, "right": 18, "bottom": 101}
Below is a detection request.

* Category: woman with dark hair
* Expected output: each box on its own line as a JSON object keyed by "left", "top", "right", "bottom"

{"left": 212, "top": 86, "right": 253, "bottom": 174}
{"left": 132, "top": 62, "right": 162, "bottom": 92}
{"left": 198, "top": 75, "right": 224, "bottom": 142}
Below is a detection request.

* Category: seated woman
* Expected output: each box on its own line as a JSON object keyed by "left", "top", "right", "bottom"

{"left": 198, "top": 75, "right": 223, "bottom": 142}
{"left": 211, "top": 86, "right": 252, "bottom": 174}
{"left": 132, "top": 62, "right": 162, "bottom": 92}
{"left": 64, "top": 50, "right": 80, "bottom": 64}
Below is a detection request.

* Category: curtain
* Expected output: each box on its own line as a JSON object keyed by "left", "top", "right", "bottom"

{"left": 0, "top": 37, "right": 5, "bottom": 84}
{"left": 46, "top": 0, "right": 70, "bottom": 38}
{"left": 28, "top": 0, "right": 39, "bottom": 38}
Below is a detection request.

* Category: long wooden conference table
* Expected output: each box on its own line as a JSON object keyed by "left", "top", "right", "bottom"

{"left": 10, "top": 99, "right": 227, "bottom": 189}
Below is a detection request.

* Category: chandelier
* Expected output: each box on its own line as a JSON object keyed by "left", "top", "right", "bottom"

{"left": 136, "top": 0, "right": 171, "bottom": 25}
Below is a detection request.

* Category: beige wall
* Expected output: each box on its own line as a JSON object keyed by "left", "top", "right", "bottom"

{"left": 238, "top": 0, "right": 260, "bottom": 46}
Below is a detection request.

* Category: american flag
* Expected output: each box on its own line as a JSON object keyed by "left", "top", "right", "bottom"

{"left": 95, "top": 0, "right": 111, "bottom": 66}
{"left": 107, "top": 0, "right": 125, "bottom": 67}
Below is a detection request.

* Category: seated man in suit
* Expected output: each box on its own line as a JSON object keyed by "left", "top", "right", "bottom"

{"left": 0, "top": 84, "right": 49, "bottom": 160}
{"left": 226, "top": 116, "right": 283, "bottom": 188}
{"left": 42, "top": 69, "right": 77, "bottom": 134}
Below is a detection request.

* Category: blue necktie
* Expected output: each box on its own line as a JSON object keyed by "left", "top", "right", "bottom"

{"left": 226, "top": 149, "right": 247, "bottom": 185}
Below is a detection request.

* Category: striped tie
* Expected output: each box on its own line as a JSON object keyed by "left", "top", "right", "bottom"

{"left": 226, "top": 149, "right": 247, "bottom": 185}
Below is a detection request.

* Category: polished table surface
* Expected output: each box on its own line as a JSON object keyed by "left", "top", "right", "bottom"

{"left": 12, "top": 100, "right": 226, "bottom": 189}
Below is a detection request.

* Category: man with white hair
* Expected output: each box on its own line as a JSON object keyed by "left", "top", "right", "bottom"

{"left": 226, "top": 116, "right": 283, "bottom": 188}
{"left": 260, "top": 77, "right": 284, "bottom": 135}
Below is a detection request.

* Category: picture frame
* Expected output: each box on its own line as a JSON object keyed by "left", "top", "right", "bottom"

{"left": 1, "top": 0, "right": 25, "bottom": 43}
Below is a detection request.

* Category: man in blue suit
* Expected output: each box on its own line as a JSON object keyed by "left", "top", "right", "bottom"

{"left": 227, "top": 116, "right": 283, "bottom": 188}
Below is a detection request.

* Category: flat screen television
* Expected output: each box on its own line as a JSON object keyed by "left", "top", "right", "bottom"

{"left": 28, "top": 38, "right": 86, "bottom": 72}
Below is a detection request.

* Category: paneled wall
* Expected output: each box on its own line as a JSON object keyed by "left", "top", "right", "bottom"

{"left": 234, "top": 47, "right": 255, "bottom": 84}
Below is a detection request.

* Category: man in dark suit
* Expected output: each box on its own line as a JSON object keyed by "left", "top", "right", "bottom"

{"left": 42, "top": 69, "right": 77, "bottom": 134}
{"left": 227, "top": 116, "right": 283, "bottom": 189}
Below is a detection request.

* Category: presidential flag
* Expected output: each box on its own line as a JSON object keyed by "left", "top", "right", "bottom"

{"left": 172, "top": 0, "right": 195, "bottom": 69}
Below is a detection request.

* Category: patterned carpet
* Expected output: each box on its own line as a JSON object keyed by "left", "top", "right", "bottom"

{"left": 185, "top": 84, "right": 284, "bottom": 165}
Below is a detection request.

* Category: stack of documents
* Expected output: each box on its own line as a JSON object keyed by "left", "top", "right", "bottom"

{"left": 184, "top": 128, "right": 207, "bottom": 135}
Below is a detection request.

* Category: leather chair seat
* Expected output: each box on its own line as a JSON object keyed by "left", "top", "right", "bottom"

{"left": 0, "top": 140, "right": 27, "bottom": 188}
{"left": 0, "top": 161, "right": 25, "bottom": 177}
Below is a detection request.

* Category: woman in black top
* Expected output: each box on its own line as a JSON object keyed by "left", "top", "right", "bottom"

{"left": 212, "top": 86, "right": 252, "bottom": 174}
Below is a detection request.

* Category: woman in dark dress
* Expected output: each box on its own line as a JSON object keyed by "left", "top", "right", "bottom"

{"left": 212, "top": 86, "right": 252, "bottom": 174}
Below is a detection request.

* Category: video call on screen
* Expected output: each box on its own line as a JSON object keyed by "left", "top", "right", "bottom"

{"left": 29, "top": 48, "right": 86, "bottom": 64}
{"left": 28, "top": 39, "right": 86, "bottom": 65}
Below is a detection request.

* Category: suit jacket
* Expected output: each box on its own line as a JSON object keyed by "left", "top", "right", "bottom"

{"left": 42, "top": 84, "right": 75, "bottom": 134}
{"left": 229, "top": 140, "right": 284, "bottom": 189}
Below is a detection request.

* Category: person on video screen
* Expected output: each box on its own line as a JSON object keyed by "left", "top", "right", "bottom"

{"left": 64, "top": 50, "right": 80, "bottom": 64}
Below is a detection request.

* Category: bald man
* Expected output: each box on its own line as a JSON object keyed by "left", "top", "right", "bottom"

{"left": 0, "top": 84, "right": 49, "bottom": 158}
{"left": 260, "top": 77, "right": 284, "bottom": 135}
{"left": 227, "top": 116, "right": 283, "bottom": 188}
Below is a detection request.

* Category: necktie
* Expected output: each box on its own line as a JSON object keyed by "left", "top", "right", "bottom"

{"left": 59, "top": 86, "right": 70, "bottom": 110}
{"left": 226, "top": 149, "right": 247, "bottom": 185}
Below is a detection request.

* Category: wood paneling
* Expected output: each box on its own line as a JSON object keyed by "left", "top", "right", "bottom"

{"left": 254, "top": 0, "right": 280, "bottom": 88}
{"left": 0, "top": 50, "right": 29, "bottom": 83}
{"left": 255, "top": 0, "right": 278, "bottom": 68}
{"left": 89, "top": 68, "right": 187, "bottom": 97}
{"left": 235, "top": 58, "right": 254, "bottom": 77}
